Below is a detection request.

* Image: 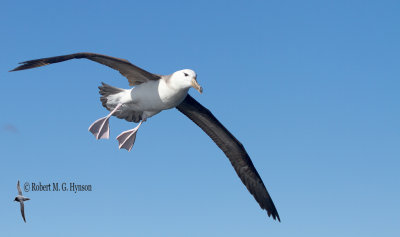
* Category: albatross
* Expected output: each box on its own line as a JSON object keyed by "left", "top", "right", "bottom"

{"left": 14, "top": 180, "right": 30, "bottom": 222}
{"left": 10, "top": 52, "right": 280, "bottom": 221}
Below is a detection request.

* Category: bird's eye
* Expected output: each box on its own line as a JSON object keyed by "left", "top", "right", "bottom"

{"left": 184, "top": 72, "right": 189, "bottom": 77}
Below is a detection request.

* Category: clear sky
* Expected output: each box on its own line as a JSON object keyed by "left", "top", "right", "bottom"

{"left": 1, "top": 0, "right": 399, "bottom": 236}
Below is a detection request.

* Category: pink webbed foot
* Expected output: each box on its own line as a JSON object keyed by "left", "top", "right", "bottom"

{"left": 88, "top": 104, "right": 122, "bottom": 140}
{"left": 88, "top": 116, "right": 111, "bottom": 139}
{"left": 116, "top": 121, "right": 143, "bottom": 152}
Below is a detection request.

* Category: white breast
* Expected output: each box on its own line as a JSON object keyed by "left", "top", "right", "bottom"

{"left": 129, "top": 79, "right": 189, "bottom": 112}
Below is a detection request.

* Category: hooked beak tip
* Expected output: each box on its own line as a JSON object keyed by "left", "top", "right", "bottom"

{"left": 191, "top": 78, "right": 203, "bottom": 94}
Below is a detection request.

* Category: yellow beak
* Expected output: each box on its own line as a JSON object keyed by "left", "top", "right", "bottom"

{"left": 191, "top": 77, "right": 203, "bottom": 94}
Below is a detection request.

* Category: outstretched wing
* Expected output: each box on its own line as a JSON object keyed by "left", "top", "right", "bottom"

{"left": 20, "top": 202, "right": 26, "bottom": 222}
{"left": 17, "top": 180, "right": 22, "bottom": 195}
{"left": 10, "top": 52, "right": 161, "bottom": 86}
{"left": 176, "top": 95, "right": 280, "bottom": 221}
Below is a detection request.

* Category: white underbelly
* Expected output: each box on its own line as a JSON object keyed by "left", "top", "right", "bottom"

{"left": 129, "top": 80, "right": 188, "bottom": 112}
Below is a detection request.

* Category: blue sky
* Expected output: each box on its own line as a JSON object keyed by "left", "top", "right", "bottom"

{"left": 1, "top": 0, "right": 399, "bottom": 236}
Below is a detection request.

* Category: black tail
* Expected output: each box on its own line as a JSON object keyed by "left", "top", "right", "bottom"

{"left": 98, "top": 82, "right": 124, "bottom": 110}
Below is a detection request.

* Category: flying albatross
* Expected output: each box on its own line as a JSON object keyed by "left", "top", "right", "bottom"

{"left": 14, "top": 180, "right": 30, "bottom": 222}
{"left": 10, "top": 52, "right": 280, "bottom": 221}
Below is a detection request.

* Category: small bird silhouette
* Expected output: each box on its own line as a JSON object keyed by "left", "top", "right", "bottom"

{"left": 14, "top": 180, "right": 30, "bottom": 222}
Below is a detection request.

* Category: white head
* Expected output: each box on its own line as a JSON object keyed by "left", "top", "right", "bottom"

{"left": 170, "top": 69, "right": 203, "bottom": 94}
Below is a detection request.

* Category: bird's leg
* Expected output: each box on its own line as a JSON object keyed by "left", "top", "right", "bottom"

{"left": 116, "top": 120, "right": 144, "bottom": 152}
{"left": 88, "top": 104, "right": 122, "bottom": 140}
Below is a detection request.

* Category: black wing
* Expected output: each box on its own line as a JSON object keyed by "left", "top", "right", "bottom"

{"left": 176, "top": 95, "right": 280, "bottom": 221}
{"left": 10, "top": 52, "right": 161, "bottom": 86}
{"left": 17, "top": 180, "right": 22, "bottom": 195}
{"left": 20, "top": 202, "right": 26, "bottom": 222}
